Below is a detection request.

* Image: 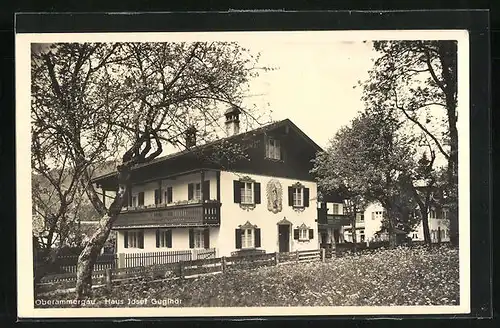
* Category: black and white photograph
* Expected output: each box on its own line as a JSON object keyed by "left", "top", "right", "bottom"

{"left": 16, "top": 29, "right": 470, "bottom": 317}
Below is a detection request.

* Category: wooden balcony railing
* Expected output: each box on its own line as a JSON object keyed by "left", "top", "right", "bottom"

{"left": 114, "top": 200, "right": 221, "bottom": 228}
{"left": 317, "top": 210, "right": 351, "bottom": 227}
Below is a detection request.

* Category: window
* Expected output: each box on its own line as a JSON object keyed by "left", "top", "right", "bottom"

{"left": 124, "top": 230, "right": 144, "bottom": 249}
{"left": 193, "top": 230, "right": 204, "bottom": 248}
{"left": 372, "top": 211, "right": 383, "bottom": 221}
{"left": 359, "top": 214, "right": 364, "bottom": 221}
{"left": 412, "top": 233, "right": 418, "bottom": 239}
{"left": 442, "top": 209, "right": 449, "bottom": 220}
{"left": 132, "top": 196, "right": 137, "bottom": 207}
{"left": 188, "top": 183, "right": 201, "bottom": 201}
{"left": 242, "top": 228, "right": 254, "bottom": 248}
{"left": 293, "top": 187, "right": 303, "bottom": 207}
{"left": 165, "top": 186, "right": 173, "bottom": 204}
{"left": 138, "top": 192, "right": 144, "bottom": 206}
{"left": 294, "top": 224, "right": 314, "bottom": 241}
{"left": 156, "top": 229, "right": 172, "bottom": 248}
{"left": 360, "top": 234, "right": 365, "bottom": 242}
{"left": 429, "top": 209, "right": 436, "bottom": 219}
{"left": 241, "top": 182, "right": 254, "bottom": 204}
{"left": 266, "top": 138, "right": 281, "bottom": 160}
{"left": 332, "top": 204, "right": 340, "bottom": 214}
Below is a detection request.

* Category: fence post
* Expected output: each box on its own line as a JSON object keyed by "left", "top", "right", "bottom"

{"left": 178, "top": 261, "right": 185, "bottom": 279}
{"left": 274, "top": 252, "right": 279, "bottom": 265}
{"left": 295, "top": 250, "right": 299, "bottom": 262}
{"left": 221, "top": 256, "right": 227, "bottom": 273}
{"left": 118, "top": 253, "right": 125, "bottom": 269}
{"left": 321, "top": 248, "right": 326, "bottom": 262}
{"left": 105, "top": 268, "right": 112, "bottom": 292}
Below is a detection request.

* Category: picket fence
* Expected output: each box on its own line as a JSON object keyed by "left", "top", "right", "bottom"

{"left": 36, "top": 249, "right": 324, "bottom": 294}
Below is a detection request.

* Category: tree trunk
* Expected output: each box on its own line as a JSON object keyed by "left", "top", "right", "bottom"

{"left": 421, "top": 211, "right": 431, "bottom": 246}
{"left": 351, "top": 208, "right": 357, "bottom": 252}
{"left": 75, "top": 166, "right": 129, "bottom": 300}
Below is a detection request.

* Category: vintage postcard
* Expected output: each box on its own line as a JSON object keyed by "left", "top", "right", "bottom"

{"left": 17, "top": 29, "right": 470, "bottom": 318}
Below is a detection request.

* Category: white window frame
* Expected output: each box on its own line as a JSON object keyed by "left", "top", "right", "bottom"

{"left": 241, "top": 182, "right": 254, "bottom": 205}
{"left": 293, "top": 187, "right": 304, "bottom": 207}
{"left": 299, "top": 227, "right": 309, "bottom": 241}
{"left": 332, "top": 203, "right": 340, "bottom": 214}
{"left": 241, "top": 227, "right": 255, "bottom": 249}
{"left": 127, "top": 230, "right": 140, "bottom": 248}
{"left": 429, "top": 209, "right": 436, "bottom": 219}
{"left": 158, "top": 229, "right": 171, "bottom": 248}
{"left": 193, "top": 229, "right": 205, "bottom": 249}
{"left": 194, "top": 183, "right": 202, "bottom": 201}
{"left": 266, "top": 138, "right": 281, "bottom": 160}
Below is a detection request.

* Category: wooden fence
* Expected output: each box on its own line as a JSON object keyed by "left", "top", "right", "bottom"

{"left": 120, "top": 248, "right": 216, "bottom": 268}
{"left": 36, "top": 249, "right": 325, "bottom": 294}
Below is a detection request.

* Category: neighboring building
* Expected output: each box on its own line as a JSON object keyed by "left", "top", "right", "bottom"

{"left": 92, "top": 108, "right": 322, "bottom": 259}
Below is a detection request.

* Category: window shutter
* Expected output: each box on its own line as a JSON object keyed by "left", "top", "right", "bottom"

{"left": 167, "top": 187, "right": 173, "bottom": 203}
{"left": 166, "top": 230, "right": 172, "bottom": 248}
{"left": 188, "top": 183, "right": 194, "bottom": 200}
{"left": 254, "top": 182, "right": 261, "bottom": 204}
{"left": 138, "top": 230, "right": 144, "bottom": 249}
{"left": 188, "top": 229, "right": 194, "bottom": 249}
{"left": 235, "top": 229, "right": 242, "bottom": 249}
{"left": 304, "top": 188, "right": 310, "bottom": 207}
{"left": 154, "top": 189, "right": 160, "bottom": 204}
{"left": 203, "top": 228, "right": 210, "bottom": 249}
{"left": 124, "top": 231, "right": 129, "bottom": 248}
{"left": 203, "top": 180, "right": 210, "bottom": 201}
{"left": 309, "top": 229, "right": 314, "bottom": 240}
{"left": 233, "top": 181, "right": 241, "bottom": 203}
{"left": 155, "top": 229, "right": 160, "bottom": 248}
{"left": 288, "top": 187, "right": 293, "bottom": 206}
{"left": 254, "top": 228, "right": 261, "bottom": 248}
{"left": 293, "top": 229, "right": 299, "bottom": 240}
{"left": 138, "top": 192, "right": 144, "bottom": 206}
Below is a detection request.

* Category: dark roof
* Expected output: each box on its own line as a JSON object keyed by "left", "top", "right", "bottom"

{"left": 92, "top": 119, "right": 323, "bottom": 183}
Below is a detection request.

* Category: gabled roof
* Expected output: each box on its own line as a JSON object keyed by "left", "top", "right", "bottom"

{"left": 92, "top": 118, "right": 322, "bottom": 183}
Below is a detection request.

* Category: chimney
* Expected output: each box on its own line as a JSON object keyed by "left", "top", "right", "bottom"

{"left": 185, "top": 125, "right": 197, "bottom": 149}
{"left": 224, "top": 106, "right": 241, "bottom": 136}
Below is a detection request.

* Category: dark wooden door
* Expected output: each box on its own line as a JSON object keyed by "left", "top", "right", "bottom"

{"left": 278, "top": 224, "right": 290, "bottom": 253}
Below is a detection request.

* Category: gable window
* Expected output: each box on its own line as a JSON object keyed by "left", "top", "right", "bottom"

{"left": 123, "top": 230, "right": 144, "bottom": 249}
{"left": 189, "top": 228, "right": 210, "bottom": 249}
{"left": 156, "top": 229, "right": 172, "bottom": 248}
{"left": 165, "top": 186, "right": 173, "bottom": 204}
{"left": 294, "top": 224, "right": 314, "bottom": 241}
{"left": 188, "top": 183, "right": 202, "bottom": 201}
{"left": 265, "top": 138, "right": 281, "bottom": 160}
{"left": 288, "top": 183, "right": 309, "bottom": 208}
{"left": 235, "top": 221, "right": 261, "bottom": 249}
{"left": 372, "top": 211, "right": 384, "bottom": 221}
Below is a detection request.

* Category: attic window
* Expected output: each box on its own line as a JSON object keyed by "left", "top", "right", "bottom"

{"left": 265, "top": 137, "right": 281, "bottom": 160}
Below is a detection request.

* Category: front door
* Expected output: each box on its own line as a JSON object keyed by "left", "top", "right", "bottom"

{"left": 278, "top": 224, "right": 290, "bottom": 252}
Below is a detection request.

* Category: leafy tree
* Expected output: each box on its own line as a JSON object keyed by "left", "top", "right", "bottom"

{"left": 361, "top": 40, "right": 458, "bottom": 246}
{"left": 31, "top": 42, "right": 267, "bottom": 299}
{"left": 312, "top": 109, "right": 416, "bottom": 248}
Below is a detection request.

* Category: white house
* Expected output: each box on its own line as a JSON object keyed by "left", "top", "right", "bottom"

{"left": 93, "top": 108, "right": 321, "bottom": 260}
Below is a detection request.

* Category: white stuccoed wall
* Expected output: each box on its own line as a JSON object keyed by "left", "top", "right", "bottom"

{"left": 217, "top": 171, "right": 319, "bottom": 257}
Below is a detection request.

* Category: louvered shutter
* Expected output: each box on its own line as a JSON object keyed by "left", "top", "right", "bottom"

{"left": 188, "top": 229, "right": 194, "bottom": 248}
{"left": 254, "top": 228, "right": 261, "bottom": 247}
{"left": 155, "top": 229, "right": 160, "bottom": 248}
{"left": 288, "top": 187, "right": 293, "bottom": 206}
{"left": 293, "top": 229, "right": 299, "bottom": 240}
{"left": 254, "top": 182, "right": 261, "bottom": 204}
{"left": 203, "top": 228, "right": 210, "bottom": 249}
{"left": 138, "top": 230, "right": 144, "bottom": 249}
{"left": 166, "top": 230, "right": 172, "bottom": 248}
{"left": 235, "top": 229, "right": 242, "bottom": 249}
{"left": 233, "top": 181, "right": 241, "bottom": 203}
{"left": 124, "top": 231, "right": 129, "bottom": 248}
{"left": 309, "top": 229, "right": 314, "bottom": 239}
{"left": 188, "top": 183, "right": 194, "bottom": 200}
{"left": 203, "top": 180, "right": 210, "bottom": 201}
{"left": 304, "top": 188, "right": 310, "bottom": 207}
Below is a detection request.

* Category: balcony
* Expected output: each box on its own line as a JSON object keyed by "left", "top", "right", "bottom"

{"left": 317, "top": 210, "right": 351, "bottom": 228}
{"left": 113, "top": 200, "right": 221, "bottom": 229}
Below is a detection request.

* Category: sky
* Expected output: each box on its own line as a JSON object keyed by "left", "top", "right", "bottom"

{"left": 238, "top": 39, "right": 379, "bottom": 149}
